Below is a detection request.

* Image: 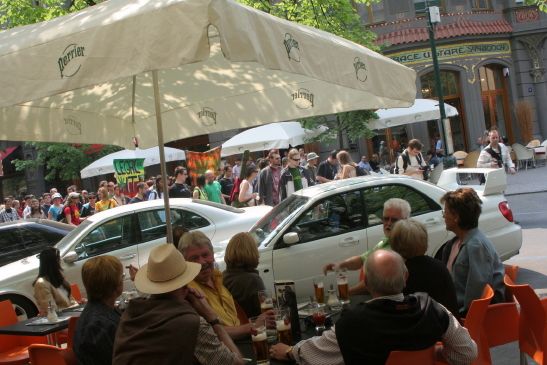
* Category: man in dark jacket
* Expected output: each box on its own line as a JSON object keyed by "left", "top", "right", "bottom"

{"left": 169, "top": 167, "right": 192, "bottom": 198}
{"left": 113, "top": 244, "right": 243, "bottom": 365}
{"left": 258, "top": 151, "right": 282, "bottom": 206}
{"left": 279, "top": 148, "right": 315, "bottom": 202}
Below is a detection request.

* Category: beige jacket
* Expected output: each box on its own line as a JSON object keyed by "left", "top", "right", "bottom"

{"left": 33, "top": 277, "right": 77, "bottom": 314}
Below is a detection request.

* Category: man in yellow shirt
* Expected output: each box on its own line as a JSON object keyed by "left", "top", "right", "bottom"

{"left": 179, "top": 231, "right": 273, "bottom": 339}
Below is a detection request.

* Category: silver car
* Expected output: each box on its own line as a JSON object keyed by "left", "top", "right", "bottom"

{"left": 0, "top": 199, "right": 271, "bottom": 317}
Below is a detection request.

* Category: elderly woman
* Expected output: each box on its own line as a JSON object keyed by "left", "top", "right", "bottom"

{"left": 74, "top": 256, "right": 123, "bottom": 365}
{"left": 222, "top": 232, "right": 266, "bottom": 318}
{"left": 390, "top": 219, "right": 459, "bottom": 317}
{"left": 33, "top": 247, "right": 78, "bottom": 315}
{"left": 440, "top": 188, "right": 505, "bottom": 315}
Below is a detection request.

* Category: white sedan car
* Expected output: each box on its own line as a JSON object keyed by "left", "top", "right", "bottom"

{"left": 0, "top": 199, "right": 271, "bottom": 317}
{"left": 216, "top": 168, "right": 522, "bottom": 300}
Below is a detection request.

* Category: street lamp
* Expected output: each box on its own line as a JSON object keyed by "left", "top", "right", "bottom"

{"left": 427, "top": 5, "right": 451, "bottom": 156}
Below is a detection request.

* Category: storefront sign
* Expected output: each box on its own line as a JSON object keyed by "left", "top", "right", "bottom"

{"left": 388, "top": 41, "right": 511, "bottom": 65}
{"left": 113, "top": 158, "right": 145, "bottom": 195}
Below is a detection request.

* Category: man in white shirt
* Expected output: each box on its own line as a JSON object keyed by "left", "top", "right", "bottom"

{"left": 395, "top": 139, "right": 428, "bottom": 180}
{"left": 476, "top": 129, "right": 516, "bottom": 174}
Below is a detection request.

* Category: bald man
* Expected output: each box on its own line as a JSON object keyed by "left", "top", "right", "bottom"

{"left": 271, "top": 250, "right": 477, "bottom": 365}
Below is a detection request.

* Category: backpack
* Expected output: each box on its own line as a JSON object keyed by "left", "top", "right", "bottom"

{"left": 395, "top": 151, "right": 429, "bottom": 180}
{"left": 355, "top": 165, "right": 368, "bottom": 176}
{"left": 229, "top": 177, "right": 242, "bottom": 205}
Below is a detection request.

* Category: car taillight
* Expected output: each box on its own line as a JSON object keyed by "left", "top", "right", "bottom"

{"left": 499, "top": 201, "right": 514, "bottom": 222}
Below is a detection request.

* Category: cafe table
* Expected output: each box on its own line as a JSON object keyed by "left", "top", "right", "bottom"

{"left": 0, "top": 306, "right": 84, "bottom": 346}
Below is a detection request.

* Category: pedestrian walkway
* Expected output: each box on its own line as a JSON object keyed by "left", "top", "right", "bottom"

{"left": 505, "top": 165, "right": 547, "bottom": 196}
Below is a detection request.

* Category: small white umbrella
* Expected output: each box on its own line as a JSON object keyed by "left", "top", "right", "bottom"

{"left": 80, "top": 146, "right": 185, "bottom": 179}
{"left": 368, "top": 99, "right": 459, "bottom": 130}
{"left": 221, "top": 121, "right": 325, "bottom": 157}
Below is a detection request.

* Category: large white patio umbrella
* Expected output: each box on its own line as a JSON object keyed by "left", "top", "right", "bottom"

{"left": 81, "top": 146, "right": 186, "bottom": 179}
{"left": 221, "top": 121, "right": 325, "bottom": 157}
{"left": 0, "top": 0, "right": 416, "bottom": 242}
{"left": 368, "top": 99, "right": 459, "bottom": 130}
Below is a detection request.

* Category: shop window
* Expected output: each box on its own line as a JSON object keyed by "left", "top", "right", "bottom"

{"left": 388, "top": 0, "right": 411, "bottom": 14}
{"left": 420, "top": 71, "right": 459, "bottom": 99}
{"left": 472, "top": 0, "right": 491, "bottom": 10}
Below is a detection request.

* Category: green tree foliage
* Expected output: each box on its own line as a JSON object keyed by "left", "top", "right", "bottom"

{"left": 525, "top": 0, "right": 547, "bottom": 12}
{"left": 0, "top": 0, "right": 98, "bottom": 28}
{"left": 240, "top": 0, "right": 379, "bottom": 145}
{"left": 13, "top": 143, "right": 122, "bottom": 182}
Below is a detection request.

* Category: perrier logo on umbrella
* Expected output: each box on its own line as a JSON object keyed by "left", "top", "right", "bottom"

{"left": 197, "top": 107, "right": 217, "bottom": 126}
{"left": 353, "top": 57, "right": 368, "bottom": 82}
{"left": 284, "top": 33, "right": 301, "bottom": 62}
{"left": 58, "top": 43, "right": 85, "bottom": 78}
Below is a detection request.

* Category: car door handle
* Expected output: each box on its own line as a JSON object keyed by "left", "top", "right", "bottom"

{"left": 339, "top": 237, "right": 359, "bottom": 247}
{"left": 119, "top": 254, "right": 137, "bottom": 260}
{"left": 424, "top": 218, "right": 442, "bottom": 226}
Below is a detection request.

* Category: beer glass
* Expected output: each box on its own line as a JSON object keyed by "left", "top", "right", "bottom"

{"left": 313, "top": 278, "right": 325, "bottom": 304}
{"left": 275, "top": 308, "right": 292, "bottom": 345}
{"left": 337, "top": 269, "right": 349, "bottom": 304}
{"left": 258, "top": 290, "right": 274, "bottom": 313}
{"left": 311, "top": 307, "right": 327, "bottom": 335}
{"left": 250, "top": 316, "right": 269, "bottom": 364}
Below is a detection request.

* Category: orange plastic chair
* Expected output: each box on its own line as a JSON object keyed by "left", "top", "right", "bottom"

{"left": 505, "top": 275, "right": 547, "bottom": 365}
{"left": 0, "top": 299, "right": 47, "bottom": 365}
{"left": 28, "top": 344, "right": 66, "bottom": 365}
{"left": 70, "top": 284, "right": 83, "bottom": 304}
{"left": 503, "top": 264, "right": 519, "bottom": 302}
{"left": 386, "top": 345, "right": 436, "bottom": 365}
{"left": 66, "top": 316, "right": 79, "bottom": 350}
{"left": 463, "top": 284, "right": 494, "bottom": 365}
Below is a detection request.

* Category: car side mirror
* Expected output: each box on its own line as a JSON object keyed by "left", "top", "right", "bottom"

{"left": 283, "top": 232, "right": 300, "bottom": 246}
{"left": 63, "top": 251, "right": 78, "bottom": 264}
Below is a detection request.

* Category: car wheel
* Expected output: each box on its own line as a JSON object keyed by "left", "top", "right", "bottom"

{"left": 0, "top": 294, "right": 38, "bottom": 320}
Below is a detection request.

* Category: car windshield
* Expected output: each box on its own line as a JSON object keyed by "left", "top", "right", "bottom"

{"left": 56, "top": 220, "right": 92, "bottom": 256}
{"left": 249, "top": 195, "right": 308, "bottom": 247}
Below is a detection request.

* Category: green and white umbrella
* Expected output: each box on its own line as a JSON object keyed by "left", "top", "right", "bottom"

{"left": 0, "top": 0, "right": 416, "bottom": 241}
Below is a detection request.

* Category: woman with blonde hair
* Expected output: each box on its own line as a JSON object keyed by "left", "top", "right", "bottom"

{"left": 95, "top": 186, "right": 118, "bottom": 213}
{"left": 336, "top": 150, "right": 357, "bottom": 179}
{"left": 390, "top": 219, "right": 459, "bottom": 317}
{"left": 222, "top": 232, "right": 266, "bottom": 318}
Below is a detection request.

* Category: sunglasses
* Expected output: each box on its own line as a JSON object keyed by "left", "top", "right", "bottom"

{"left": 291, "top": 158, "right": 300, "bottom": 162}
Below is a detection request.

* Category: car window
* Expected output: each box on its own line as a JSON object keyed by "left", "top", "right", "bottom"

{"left": 20, "top": 227, "right": 58, "bottom": 251}
{"left": 137, "top": 209, "right": 210, "bottom": 242}
{"left": 363, "top": 184, "right": 440, "bottom": 227}
{"left": 74, "top": 214, "right": 137, "bottom": 259}
{"left": 279, "top": 190, "right": 364, "bottom": 247}
{"left": 0, "top": 229, "right": 22, "bottom": 266}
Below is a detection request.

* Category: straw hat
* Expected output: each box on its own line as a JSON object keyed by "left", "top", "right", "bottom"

{"left": 134, "top": 244, "right": 201, "bottom": 294}
{"left": 307, "top": 152, "right": 319, "bottom": 162}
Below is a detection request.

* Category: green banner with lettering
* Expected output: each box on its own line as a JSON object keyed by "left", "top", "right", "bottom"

{"left": 113, "top": 158, "right": 145, "bottom": 193}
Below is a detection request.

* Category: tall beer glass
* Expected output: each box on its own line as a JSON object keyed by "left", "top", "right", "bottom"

{"left": 258, "top": 290, "right": 274, "bottom": 313}
{"left": 250, "top": 316, "right": 269, "bottom": 364}
{"left": 337, "top": 269, "right": 349, "bottom": 304}
{"left": 275, "top": 308, "right": 292, "bottom": 345}
{"left": 313, "top": 278, "right": 325, "bottom": 304}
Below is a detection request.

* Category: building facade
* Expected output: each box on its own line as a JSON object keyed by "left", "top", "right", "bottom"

{"left": 357, "top": 0, "right": 547, "bottom": 153}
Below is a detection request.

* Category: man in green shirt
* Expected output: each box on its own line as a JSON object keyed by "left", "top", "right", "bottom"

{"left": 204, "top": 170, "right": 226, "bottom": 205}
{"left": 279, "top": 148, "right": 315, "bottom": 201}
{"left": 322, "top": 198, "right": 411, "bottom": 295}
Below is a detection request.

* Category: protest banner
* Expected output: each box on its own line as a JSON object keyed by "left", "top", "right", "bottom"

{"left": 185, "top": 147, "right": 222, "bottom": 186}
{"left": 113, "top": 158, "right": 145, "bottom": 197}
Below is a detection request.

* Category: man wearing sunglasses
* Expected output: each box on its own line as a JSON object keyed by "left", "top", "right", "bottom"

{"left": 322, "top": 198, "right": 411, "bottom": 294}
{"left": 278, "top": 148, "right": 315, "bottom": 202}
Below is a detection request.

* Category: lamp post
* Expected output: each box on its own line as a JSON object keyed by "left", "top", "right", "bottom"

{"left": 427, "top": 5, "right": 450, "bottom": 156}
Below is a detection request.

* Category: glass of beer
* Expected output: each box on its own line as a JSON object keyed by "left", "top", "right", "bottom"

{"left": 275, "top": 308, "right": 292, "bottom": 345}
{"left": 337, "top": 269, "right": 349, "bottom": 304}
{"left": 313, "top": 278, "right": 325, "bottom": 304}
{"left": 250, "top": 316, "right": 269, "bottom": 364}
{"left": 258, "top": 290, "right": 274, "bottom": 313}
{"left": 311, "top": 307, "right": 327, "bottom": 335}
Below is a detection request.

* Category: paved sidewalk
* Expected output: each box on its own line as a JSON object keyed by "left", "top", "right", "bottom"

{"left": 505, "top": 163, "right": 547, "bottom": 196}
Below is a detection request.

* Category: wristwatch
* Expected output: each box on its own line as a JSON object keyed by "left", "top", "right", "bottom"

{"left": 285, "top": 346, "right": 294, "bottom": 360}
{"left": 207, "top": 318, "right": 221, "bottom": 327}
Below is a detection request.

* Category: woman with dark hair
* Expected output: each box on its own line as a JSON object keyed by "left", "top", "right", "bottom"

{"left": 440, "top": 188, "right": 505, "bottom": 315}
{"left": 33, "top": 247, "right": 77, "bottom": 314}
{"left": 237, "top": 167, "right": 258, "bottom": 207}
{"left": 223, "top": 232, "right": 266, "bottom": 318}
{"left": 192, "top": 174, "right": 208, "bottom": 200}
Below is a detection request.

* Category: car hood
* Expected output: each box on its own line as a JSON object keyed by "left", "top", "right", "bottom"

{"left": 241, "top": 205, "right": 272, "bottom": 217}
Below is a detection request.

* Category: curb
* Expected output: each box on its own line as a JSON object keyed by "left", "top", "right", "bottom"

{"left": 505, "top": 189, "right": 547, "bottom": 197}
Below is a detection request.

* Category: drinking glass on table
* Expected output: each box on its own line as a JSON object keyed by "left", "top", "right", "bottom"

{"left": 311, "top": 306, "right": 327, "bottom": 336}
{"left": 258, "top": 290, "right": 274, "bottom": 313}
{"left": 275, "top": 308, "right": 292, "bottom": 345}
{"left": 337, "top": 269, "right": 350, "bottom": 304}
{"left": 313, "top": 278, "right": 325, "bottom": 304}
{"left": 250, "top": 316, "right": 269, "bottom": 364}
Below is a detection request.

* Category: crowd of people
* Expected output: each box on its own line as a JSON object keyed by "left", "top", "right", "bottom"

{"left": 27, "top": 183, "right": 510, "bottom": 364}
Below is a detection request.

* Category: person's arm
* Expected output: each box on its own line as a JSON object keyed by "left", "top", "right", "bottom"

{"left": 476, "top": 150, "right": 492, "bottom": 168}
{"left": 65, "top": 206, "right": 74, "bottom": 226}
{"left": 438, "top": 308, "right": 478, "bottom": 365}
{"left": 322, "top": 255, "right": 363, "bottom": 275}
{"left": 502, "top": 145, "right": 516, "bottom": 172}
{"left": 47, "top": 208, "right": 53, "bottom": 220}
{"left": 271, "top": 327, "right": 344, "bottom": 365}
{"left": 395, "top": 155, "right": 405, "bottom": 174}
{"left": 238, "top": 181, "right": 249, "bottom": 203}
{"left": 315, "top": 163, "right": 330, "bottom": 183}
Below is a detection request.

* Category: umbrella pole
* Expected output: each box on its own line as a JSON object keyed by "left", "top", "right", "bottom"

{"left": 152, "top": 70, "right": 174, "bottom": 244}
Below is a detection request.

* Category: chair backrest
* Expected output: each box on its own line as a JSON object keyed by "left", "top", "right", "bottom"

{"left": 527, "top": 139, "right": 541, "bottom": 148}
{"left": 464, "top": 284, "right": 494, "bottom": 364}
{"left": 385, "top": 345, "right": 436, "bottom": 365}
{"left": 28, "top": 344, "right": 67, "bottom": 365}
{"left": 542, "top": 139, "right": 547, "bottom": 148}
{"left": 463, "top": 150, "right": 480, "bottom": 168}
{"left": 67, "top": 316, "right": 80, "bottom": 349}
{"left": 0, "top": 299, "right": 20, "bottom": 351}
{"left": 70, "top": 283, "right": 83, "bottom": 303}
{"left": 484, "top": 301, "right": 519, "bottom": 347}
{"left": 504, "top": 275, "right": 546, "bottom": 361}
{"left": 512, "top": 143, "right": 533, "bottom": 159}
{"left": 453, "top": 151, "right": 468, "bottom": 166}
{"left": 503, "top": 264, "right": 519, "bottom": 301}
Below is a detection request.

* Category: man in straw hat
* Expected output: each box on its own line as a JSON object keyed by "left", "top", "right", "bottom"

{"left": 113, "top": 243, "right": 244, "bottom": 365}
